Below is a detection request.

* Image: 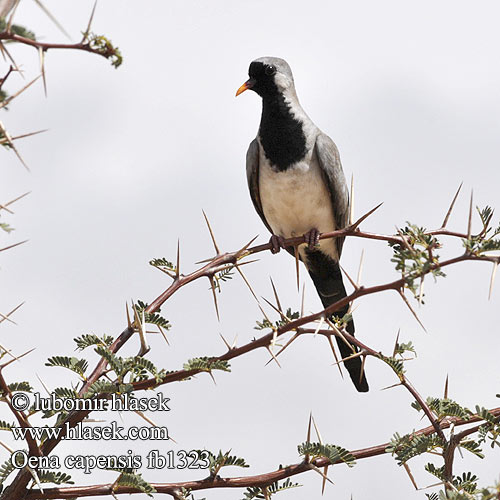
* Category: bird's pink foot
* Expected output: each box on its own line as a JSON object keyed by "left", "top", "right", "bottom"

{"left": 269, "top": 234, "right": 286, "bottom": 254}
{"left": 304, "top": 228, "right": 320, "bottom": 250}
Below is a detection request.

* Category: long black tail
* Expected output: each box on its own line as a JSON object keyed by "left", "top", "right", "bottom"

{"left": 305, "top": 249, "right": 369, "bottom": 392}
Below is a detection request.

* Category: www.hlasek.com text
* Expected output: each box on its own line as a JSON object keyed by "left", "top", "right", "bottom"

{"left": 12, "top": 421, "right": 169, "bottom": 441}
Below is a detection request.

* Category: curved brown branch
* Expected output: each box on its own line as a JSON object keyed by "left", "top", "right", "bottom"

{"left": 133, "top": 252, "right": 493, "bottom": 394}
{"left": 0, "top": 31, "right": 109, "bottom": 61}
{"left": 21, "top": 239, "right": 496, "bottom": 497}
{"left": 3, "top": 212, "right": 499, "bottom": 499}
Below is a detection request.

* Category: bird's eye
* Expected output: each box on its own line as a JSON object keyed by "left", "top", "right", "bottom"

{"left": 265, "top": 65, "right": 276, "bottom": 76}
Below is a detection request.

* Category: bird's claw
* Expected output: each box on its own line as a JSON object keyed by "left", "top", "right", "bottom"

{"left": 269, "top": 234, "right": 286, "bottom": 254}
{"left": 304, "top": 228, "right": 320, "bottom": 250}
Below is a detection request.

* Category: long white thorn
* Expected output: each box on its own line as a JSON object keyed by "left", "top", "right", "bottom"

{"left": 125, "top": 302, "right": 132, "bottom": 329}
{"left": 332, "top": 351, "right": 363, "bottom": 367}
{"left": 403, "top": 462, "right": 419, "bottom": 490}
{"left": 441, "top": 182, "right": 463, "bottom": 228}
{"left": 38, "top": 47, "right": 47, "bottom": 97}
{"left": 202, "top": 210, "right": 220, "bottom": 255}
{"left": 81, "top": 0, "right": 98, "bottom": 41}
{"left": 313, "top": 316, "right": 325, "bottom": 338}
{"left": 265, "top": 333, "right": 299, "bottom": 365}
{"left": 326, "top": 335, "right": 343, "bottom": 378}
{"left": 359, "top": 355, "right": 367, "bottom": 386}
{"left": 0, "top": 439, "right": 14, "bottom": 454}
{"left": 269, "top": 277, "right": 283, "bottom": 312}
{"left": 321, "top": 465, "right": 330, "bottom": 495}
{"left": 209, "top": 277, "right": 220, "bottom": 321}
{"left": 0, "top": 342, "right": 17, "bottom": 360}
{"left": 231, "top": 334, "right": 238, "bottom": 349}
{"left": 35, "top": 373, "right": 51, "bottom": 396}
{"left": 235, "top": 264, "right": 259, "bottom": 303}
{"left": 356, "top": 249, "right": 365, "bottom": 287}
{"left": 340, "top": 264, "right": 359, "bottom": 291}
{"left": 0, "top": 301, "right": 24, "bottom": 325}
{"left": 265, "top": 345, "right": 281, "bottom": 368}
{"left": 488, "top": 262, "right": 498, "bottom": 300}
{"left": 0, "top": 74, "right": 42, "bottom": 110}
{"left": 34, "top": 0, "right": 71, "bottom": 39}
{"left": 300, "top": 283, "right": 306, "bottom": 318}
{"left": 309, "top": 464, "right": 334, "bottom": 485}
{"left": 6, "top": 0, "right": 21, "bottom": 32}
{"left": 305, "top": 412, "right": 312, "bottom": 462}
{"left": 349, "top": 173, "right": 354, "bottom": 225}
{"left": 0, "top": 119, "right": 29, "bottom": 170}
{"left": 219, "top": 333, "right": 231, "bottom": 350}
{"left": 0, "top": 347, "right": 35, "bottom": 369}
{"left": 350, "top": 202, "right": 383, "bottom": 230}
{"left": 294, "top": 245, "right": 300, "bottom": 292}
{"left": 0, "top": 191, "right": 30, "bottom": 214}
{"left": 158, "top": 324, "right": 169, "bottom": 345}
{"left": 467, "top": 189, "right": 473, "bottom": 239}
{"left": 311, "top": 415, "right": 323, "bottom": 444}
{"left": 398, "top": 290, "right": 427, "bottom": 333}
{"left": 176, "top": 239, "right": 180, "bottom": 279}
{"left": 325, "top": 318, "right": 356, "bottom": 353}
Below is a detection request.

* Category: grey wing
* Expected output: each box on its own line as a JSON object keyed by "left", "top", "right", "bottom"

{"left": 246, "top": 139, "right": 274, "bottom": 235}
{"left": 314, "top": 133, "right": 350, "bottom": 257}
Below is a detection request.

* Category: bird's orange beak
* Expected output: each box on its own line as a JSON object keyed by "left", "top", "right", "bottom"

{"left": 235, "top": 78, "right": 256, "bottom": 96}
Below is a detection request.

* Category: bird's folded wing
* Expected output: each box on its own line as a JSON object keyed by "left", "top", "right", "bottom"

{"left": 314, "top": 133, "right": 350, "bottom": 258}
{"left": 246, "top": 138, "right": 274, "bottom": 235}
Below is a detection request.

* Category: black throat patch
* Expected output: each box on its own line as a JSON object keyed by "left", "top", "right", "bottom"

{"left": 258, "top": 93, "right": 307, "bottom": 171}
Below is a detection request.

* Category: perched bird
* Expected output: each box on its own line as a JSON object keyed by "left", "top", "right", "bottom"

{"left": 236, "top": 57, "right": 368, "bottom": 392}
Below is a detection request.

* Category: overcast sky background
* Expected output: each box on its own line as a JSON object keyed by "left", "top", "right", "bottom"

{"left": 1, "top": 1, "right": 499, "bottom": 499}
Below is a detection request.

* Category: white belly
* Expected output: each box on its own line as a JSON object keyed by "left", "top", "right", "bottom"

{"left": 259, "top": 150, "right": 338, "bottom": 261}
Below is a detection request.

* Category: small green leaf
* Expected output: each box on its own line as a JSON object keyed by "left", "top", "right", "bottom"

{"left": 183, "top": 357, "right": 230, "bottom": 373}
{"left": 8, "top": 381, "right": 32, "bottom": 392}
{"left": 45, "top": 356, "right": 88, "bottom": 378}
{"left": 37, "top": 471, "right": 74, "bottom": 485}
{"left": 297, "top": 442, "right": 355, "bottom": 467}
{"left": 87, "top": 32, "right": 123, "bottom": 68}
{"left": 115, "top": 472, "right": 155, "bottom": 497}
{"left": 74, "top": 333, "right": 113, "bottom": 351}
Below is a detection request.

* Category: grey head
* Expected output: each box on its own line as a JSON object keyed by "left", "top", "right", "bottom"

{"left": 236, "top": 56, "right": 297, "bottom": 100}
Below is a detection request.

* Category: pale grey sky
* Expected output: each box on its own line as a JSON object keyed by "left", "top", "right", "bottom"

{"left": 1, "top": 1, "right": 499, "bottom": 499}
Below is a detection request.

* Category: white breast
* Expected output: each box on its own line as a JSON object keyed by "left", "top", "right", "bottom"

{"left": 258, "top": 145, "right": 339, "bottom": 261}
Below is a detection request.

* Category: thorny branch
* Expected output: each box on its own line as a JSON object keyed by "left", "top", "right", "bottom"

{"left": 16, "top": 408, "right": 500, "bottom": 499}
{"left": 0, "top": 31, "right": 120, "bottom": 64}
{"left": 0, "top": 4, "right": 121, "bottom": 168}
{"left": 2, "top": 197, "right": 500, "bottom": 499}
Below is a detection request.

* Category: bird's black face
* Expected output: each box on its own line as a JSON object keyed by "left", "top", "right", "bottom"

{"left": 236, "top": 62, "right": 279, "bottom": 98}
